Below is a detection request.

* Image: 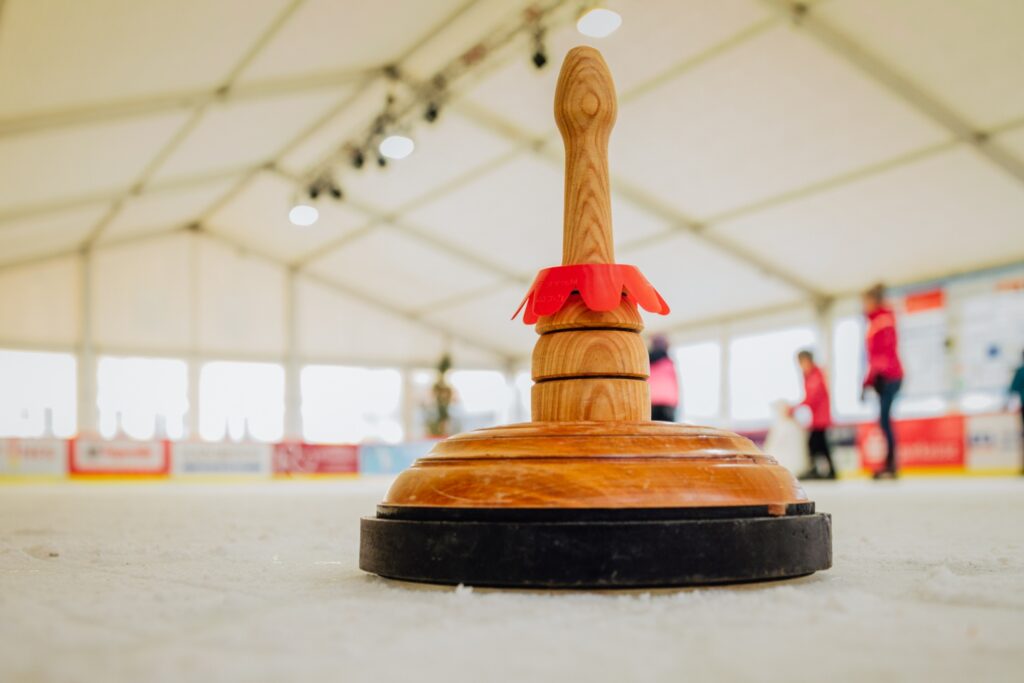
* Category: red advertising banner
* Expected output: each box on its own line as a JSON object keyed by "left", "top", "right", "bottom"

{"left": 272, "top": 442, "right": 359, "bottom": 475}
{"left": 69, "top": 438, "right": 170, "bottom": 476}
{"left": 857, "top": 415, "right": 965, "bottom": 470}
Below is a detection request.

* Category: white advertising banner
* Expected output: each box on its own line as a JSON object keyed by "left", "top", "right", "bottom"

{"left": 965, "top": 413, "right": 1022, "bottom": 472}
{"left": 0, "top": 438, "right": 67, "bottom": 476}
{"left": 171, "top": 441, "right": 272, "bottom": 476}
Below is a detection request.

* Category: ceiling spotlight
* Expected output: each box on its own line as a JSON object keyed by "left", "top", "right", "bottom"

{"left": 352, "top": 148, "right": 365, "bottom": 169}
{"left": 379, "top": 133, "right": 415, "bottom": 160}
{"left": 576, "top": 7, "right": 622, "bottom": 38}
{"left": 377, "top": 154, "right": 388, "bottom": 168}
{"left": 328, "top": 184, "right": 343, "bottom": 200}
{"left": 424, "top": 101, "right": 440, "bottom": 123}
{"left": 289, "top": 203, "right": 319, "bottom": 227}
{"left": 308, "top": 184, "right": 320, "bottom": 200}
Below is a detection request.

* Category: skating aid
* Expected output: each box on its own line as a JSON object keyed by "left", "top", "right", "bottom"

{"left": 359, "top": 46, "right": 831, "bottom": 588}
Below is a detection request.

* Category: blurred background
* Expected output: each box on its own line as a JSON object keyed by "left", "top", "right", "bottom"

{"left": 1, "top": 0, "right": 1023, "bottom": 478}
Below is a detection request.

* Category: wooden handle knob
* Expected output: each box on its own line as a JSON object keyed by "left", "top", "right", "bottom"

{"left": 555, "top": 46, "right": 617, "bottom": 266}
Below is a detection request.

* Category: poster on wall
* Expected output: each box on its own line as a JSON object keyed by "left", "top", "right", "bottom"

{"left": 69, "top": 438, "right": 169, "bottom": 476}
{"left": 965, "top": 413, "right": 1022, "bottom": 472}
{"left": 897, "top": 289, "right": 950, "bottom": 399}
{"left": 272, "top": 442, "right": 359, "bottom": 475}
{"left": 172, "top": 441, "right": 272, "bottom": 476}
{"left": 0, "top": 438, "right": 67, "bottom": 476}
{"left": 958, "top": 285, "right": 1024, "bottom": 392}
{"left": 857, "top": 415, "right": 965, "bottom": 470}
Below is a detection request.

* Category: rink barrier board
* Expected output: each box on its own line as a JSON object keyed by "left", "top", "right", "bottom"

{"left": 0, "top": 413, "right": 1019, "bottom": 481}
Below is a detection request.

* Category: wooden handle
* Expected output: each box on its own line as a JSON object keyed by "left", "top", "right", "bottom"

{"left": 555, "top": 46, "right": 617, "bottom": 266}
{"left": 534, "top": 47, "right": 647, "bottom": 423}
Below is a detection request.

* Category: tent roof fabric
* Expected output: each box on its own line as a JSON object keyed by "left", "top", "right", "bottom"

{"left": 1, "top": 0, "right": 1024, "bottom": 363}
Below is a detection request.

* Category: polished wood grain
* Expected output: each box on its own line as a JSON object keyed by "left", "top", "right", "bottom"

{"left": 532, "top": 377, "right": 649, "bottom": 422}
{"left": 429, "top": 421, "right": 764, "bottom": 457}
{"left": 535, "top": 295, "right": 642, "bottom": 334}
{"left": 375, "top": 47, "right": 815, "bottom": 516}
{"left": 556, "top": 46, "right": 616, "bottom": 266}
{"left": 534, "top": 49, "right": 652, "bottom": 422}
{"left": 533, "top": 329, "right": 648, "bottom": 380}
{"left": 382, "top": 421, "right": 806, "bottom": 510}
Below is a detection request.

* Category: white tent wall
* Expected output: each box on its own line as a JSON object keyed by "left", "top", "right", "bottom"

{"left": 0, "top": 256, "right": 80, "bottom": 348}
{"left": 3, "top": 243, "right": 1021, "bottom": 442}
{"left": 0, "top": 229, "right": 512, "bottom": 441}
{"left": 2, "top": 0, "right": 1024, "bottom": 441}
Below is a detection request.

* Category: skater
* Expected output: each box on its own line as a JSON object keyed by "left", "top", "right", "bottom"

{"left": 1008, "top": 350, "right": 1024, "bottom": 474}
{"left": 861, "top": 284, "right": 904, "bottom": 479}
{"left": 647, "top": 335, "right": 678, "bottom": 422}
{"left": 791, "top": 350, "right": 834, "bottom": 479}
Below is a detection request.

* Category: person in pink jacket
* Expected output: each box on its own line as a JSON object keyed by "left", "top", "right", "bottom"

{"left": 647, "top": 335, "right": 679, "bottom": 422}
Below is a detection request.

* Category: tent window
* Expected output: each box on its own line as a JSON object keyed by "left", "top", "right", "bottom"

{"left": 673, "top": 341, "right": 721, "bottom": 423}
{"left": 199, "top": 361, "right": 284, "bottom": 442}
{"left": 0, "top": 349, "right": 76, "bottom": 438}
{"left": 301, "top": 365, "right": 403, "bottom": 444}
{"left": 449, "top": 370, "right": 512, "bottom": 431}
{"left": 728, "top": 326, "right": 817, "bottom": 425}
{"left": 97, "top": 356, "right": 188, "bottom": 440}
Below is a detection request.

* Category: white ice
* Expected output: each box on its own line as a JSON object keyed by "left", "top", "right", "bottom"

{"left": 1, "top": 478, "right": 1022, "bottom": 682}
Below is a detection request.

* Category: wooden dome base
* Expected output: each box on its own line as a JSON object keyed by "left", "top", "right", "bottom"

{"left": 359, "top": 421, "right": 832, "bottom": 587}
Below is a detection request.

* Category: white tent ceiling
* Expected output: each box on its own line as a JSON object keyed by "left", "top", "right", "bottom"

{"left": 1, "top": 0, "right": 1024, "bottom": 367}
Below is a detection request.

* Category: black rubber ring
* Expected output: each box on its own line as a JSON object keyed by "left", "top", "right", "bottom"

{"left": 360, "top": 510, "right": 832, "bottom": 588}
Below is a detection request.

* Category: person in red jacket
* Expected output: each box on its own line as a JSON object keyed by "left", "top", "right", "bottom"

{"left": 791, "top": 350, "right": 834, "bottom": 479}
{"left": 647, "top": 335, "right": 679, "bottom": 422}
{"left": 862, "top": 283, "right": 904, "bottom": 479}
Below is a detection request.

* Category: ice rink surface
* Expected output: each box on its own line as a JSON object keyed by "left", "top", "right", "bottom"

{"left": 1, "top": 477, "right": 1022, "bottom": 683}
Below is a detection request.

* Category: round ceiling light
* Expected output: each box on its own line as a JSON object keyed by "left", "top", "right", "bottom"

{"left": 288, "top": 203, "right": 319, "bottom": 226}
{"left": 576, "top": 8, "right": 622, "bottom": 38}
{"left": 379, "top": 134, "right": 415, "bottom": 160}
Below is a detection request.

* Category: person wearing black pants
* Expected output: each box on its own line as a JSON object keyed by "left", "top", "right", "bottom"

{"left": 874, "top": 375, "right": 902, "bottom": 476}
{"left": 862, "top": 284, "right": 904, "bottom": 480}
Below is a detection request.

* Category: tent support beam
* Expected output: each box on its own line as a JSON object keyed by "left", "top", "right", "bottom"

{"left": 199, "top": 229, "right": 513, "bottom": 363}
{"left": 82, "top": 0, "right": 311, "bottom": 247}
{"left": 441, "top": 15, "right": 832, "bottom": 307}
{"left": 0, "top": 67, "right": 376, "bottom": 138}
{"left": 760, "top": 0, "right": 1024, "bottom": 188}
{"left": 272, "top": 163, "right": 532, "bottom": 284}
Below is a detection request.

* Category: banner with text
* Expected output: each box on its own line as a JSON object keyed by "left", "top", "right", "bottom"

{"left": 857, "top": 415, "right": 965, "bottom": 470}
{"left": 965, "top": 413, "right": 1022, "bottom": 471}
{"left": 272, "top": 442, "right": 359, "bottom": 475}
{"left": 172, "top": 441, "right": 272, "bottom": 476}
{"left": 70, "top": 438, "right": 170, "bottom": 476}
{"left": 0, "top": 438, "right": 66, "bottom": 476}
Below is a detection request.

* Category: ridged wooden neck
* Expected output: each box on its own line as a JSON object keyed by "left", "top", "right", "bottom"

{"left": 532, "top": 47, "right": 649, "bottom": 423}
